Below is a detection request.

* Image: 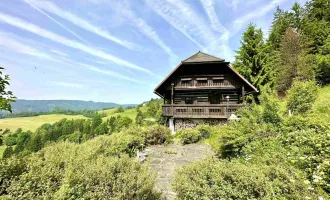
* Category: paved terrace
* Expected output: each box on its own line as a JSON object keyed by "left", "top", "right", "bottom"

{"left": 146, "top": 143, "right": 215, "bottom": 200}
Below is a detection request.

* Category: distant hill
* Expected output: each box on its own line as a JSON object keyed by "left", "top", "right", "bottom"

{"left": 8, "top": 99, "right": 136, "bottom": 113}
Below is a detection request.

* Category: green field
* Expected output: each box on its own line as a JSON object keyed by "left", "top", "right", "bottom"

{"left": 0, "top": 106, "right": 149, "bottom": 132}
{"left": 100, "top": 106, "right": 148, "bottom": 122}
{"left": 0, "top": 114, "right": 87, "bottom": 132}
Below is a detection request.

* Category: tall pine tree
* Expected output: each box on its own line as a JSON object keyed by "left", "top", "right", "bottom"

{"left": 302, "top": 0, "right": 330, "bottom": 84}
{"left": 234, "top": 24, "right": 275, "bottom": 90}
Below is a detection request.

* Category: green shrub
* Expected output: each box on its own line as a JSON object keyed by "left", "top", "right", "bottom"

{"left": 4, "top": 134, "right": 17, "bottom": 146}
{"left": 86, "top": 133, "right": 144, "bottom": 157}
{"left": 196, "top": 124, "right": 212, "bottom": 138}
{"left": 114, "top": 116, "right": 133, "bottom": 132}
{"left": 113, "top": 106, "right": 124, "bottom": 113}
{"left": 0, "top": 157, "right": 27, "bottom": 194}
{"left": 173, "top": 158, "right": 322, "bottom": 199}
{"left": 279, "top": 129, "right": 330, "bottom": 193}
{"left": 0, "top": 139, "right": 160, "bottom": 199}
{"left": 176, "top": 129, "right": 201, "bottom": 144}
{"left": 2, "top": 146, "right": 14, "bottom": 159}
{"left": 287, "top": 80, "right": 318, "bottom": 115}
{"left": 143, "top": 125, "right": 172, "bottom": 145}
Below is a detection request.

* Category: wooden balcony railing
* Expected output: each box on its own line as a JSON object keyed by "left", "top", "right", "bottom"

{"left": 176, "top": 80, "right": 232, "bottom": 88}
{"left": 162, "top": 104, "right": 243, "bottom": 118}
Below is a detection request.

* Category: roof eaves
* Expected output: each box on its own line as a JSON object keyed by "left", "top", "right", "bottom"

{"left": 227, "top": 64, "right": 259, "bottom": 93}
{"left": 154, "top": 62, "right": 183, "bottom": 94}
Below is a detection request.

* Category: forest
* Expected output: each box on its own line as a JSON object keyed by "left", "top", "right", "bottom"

{"left": 0, "top": 0, "right": 329, "bottom": 199}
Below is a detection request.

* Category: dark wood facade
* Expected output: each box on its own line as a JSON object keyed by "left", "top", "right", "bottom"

{"left": 154, "top": 52, "right": 258, "bottom": 119}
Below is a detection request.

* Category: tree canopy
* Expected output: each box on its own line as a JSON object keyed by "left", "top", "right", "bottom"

{"left": 0, "top": 67, "right": 15, "bottom": 112}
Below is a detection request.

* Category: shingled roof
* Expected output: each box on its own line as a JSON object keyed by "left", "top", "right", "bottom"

{"left": 182, "top": 51, "right": 225, "bottom": 63}
{"left": 154, "top": 51, "right": 258, "bottom": 97}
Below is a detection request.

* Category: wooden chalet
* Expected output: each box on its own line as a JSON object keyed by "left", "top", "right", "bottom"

{"left": 154, "top": 51, "right": 258, "bottom": 132}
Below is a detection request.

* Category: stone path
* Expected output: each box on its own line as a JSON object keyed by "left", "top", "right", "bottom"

{"left": 146, "top": 143, "right": 214, "bottom": 200}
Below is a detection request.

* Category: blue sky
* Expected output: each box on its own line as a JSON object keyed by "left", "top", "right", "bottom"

{"left": 0, "top": 0, "right": 306, "bottom": 104}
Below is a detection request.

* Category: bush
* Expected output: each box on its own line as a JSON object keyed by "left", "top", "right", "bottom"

{"left": 176, "top": 129, "right": 201, "bottom": 144}
{"left": 113, "top": 106, "right": 124, "bottom": 113}
{"left": 143, "top": 125, "right": 172, "bottom": 145}
{"left": 4, "top": 134, "right": 17, "bottom": 146}
{"left": 114, "top": 116, "right": 133, "bottom": 132}
{"left": 173, "top": 158, "right": 322, "bottom": 199}
{"left": 0, "top": 138, "right": 160, "bottom": 199}
{"left": 86, "top": 133, "right": 145, "bottom": 157}
{"left": 287, "top": 80, "right": 318, "bottom": 115}
{"left": 2, "top": 146, "right": 14, "bottom": 159}
{"left": 279, "top": 129, "right": 330, "bottom": 193}
{"left": 196, "top": 124, "right": 212, "bottom": 138}
{"left": 0, "top": 157, "right": 27, "bottom": 194}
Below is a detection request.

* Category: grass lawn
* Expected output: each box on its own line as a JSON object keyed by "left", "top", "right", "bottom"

{"left": 102, "top": 106, "right": 148, "bottom": 122}
{"left": 0, "top": 114, "right": 87, "bottom": 132}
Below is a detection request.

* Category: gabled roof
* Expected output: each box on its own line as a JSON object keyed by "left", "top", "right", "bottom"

{"left": 154, "top": 51, "right": 258, "bottom": 97}
{"left": 182, "top": 51, "right": 225, "bottom": 63}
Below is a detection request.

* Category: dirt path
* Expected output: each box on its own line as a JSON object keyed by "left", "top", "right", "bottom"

{"left": 146, "top": 143, "right": 214, "bottom": 199}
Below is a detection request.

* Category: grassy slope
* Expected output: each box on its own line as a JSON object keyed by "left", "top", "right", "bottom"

{"left": 313, "top": 85, "right": 330, "bottom": 114}
{"left": 100, "top": 106, "right": 148, "bottom": 122}
{"left": 202, "top": 85, "right": 330, "bottom": 150}
{"left": 0, "top": 114, "right": 87, "bottom": 132}
{"left": 0, "top": 106, "right": 148, "bottom": 133}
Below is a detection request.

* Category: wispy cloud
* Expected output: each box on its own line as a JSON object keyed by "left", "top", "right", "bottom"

{"left": 49, "top": 81, "right": 84, "bottom": 89}
{"left": 24, "top": 0, "right": 142, "bottom": 51}
{"left": 145, "top": 0, "right": 233, "bottom": 60}
{"left": 199, "top": 0, "right": 233, "bottom": 60}
{"left": 90, "top": 0, "right": 177, "bottom": 60}
{"left": 0, "top": 32, "right": 54, "bottom": 60}
{"left": 232, "top": 0, "right": 286, "bottom": 33}
{"left": 0, "top": 31, "right": 141, "bottom": 83}
{"left": 24, "top": 0, "right": 89, "bottom": 44}
{"left": 200, "top": 0, "right": 228, "bottom": 34}
{"left": 50, "top": 49, "right": 68, "bottom": 57}
{"left": 227, "top": 0, "right": 262, "bottom": 11}
{"left": 0, "top": 12, "right": 154, "bottom": 75}
{"left": 145, "top": 0, "right": 206, "bottom": 49}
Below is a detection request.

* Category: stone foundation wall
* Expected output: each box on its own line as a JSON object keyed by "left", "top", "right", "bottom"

{"left": 174, "top": 118, "right": 227, "bottom": 132}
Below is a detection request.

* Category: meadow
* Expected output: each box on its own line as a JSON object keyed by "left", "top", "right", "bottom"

{"left": 0, "top": 114, "right": 87, "bottom": 132}
{"left": 0, "top": 106, "right": 149, "bottom": 132}
{"left": 100, "top": 106, "right": 148, "bottom": 121}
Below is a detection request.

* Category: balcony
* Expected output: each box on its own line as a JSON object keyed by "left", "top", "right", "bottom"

{"left": 162, "top": 104, "right": 243, "bottom": 118}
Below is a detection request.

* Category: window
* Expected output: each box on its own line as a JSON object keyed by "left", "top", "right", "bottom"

{"left": 196, "top": 96, "right": 208, "bottom": 104}
{"left": 209, "top": 94, "right": 220, "bottom": 104}
{"left": 196, "top": 78, "right": 208, "bottom": 86}
{"left": 185, "top": 97, "right": 193, "bottom": 104}
{"left": 221, "top": 94, "right": 239, "bottom": 104}
{"left": 213, "top": 76, "right": 224, "bottom": 86}
{"left": 181, "top": 78, "right": 192, "bottom": 87}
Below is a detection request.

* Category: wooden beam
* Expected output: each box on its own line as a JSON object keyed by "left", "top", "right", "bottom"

{"left": 171, "top": 83, "right": 174, "bottom": 105}
{"left": 242, "top": 85, "right": 245, "bottom": 103}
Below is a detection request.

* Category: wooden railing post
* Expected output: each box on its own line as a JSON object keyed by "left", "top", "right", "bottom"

{"left": 242, "top": 85, "right": 245, "bottom": 104}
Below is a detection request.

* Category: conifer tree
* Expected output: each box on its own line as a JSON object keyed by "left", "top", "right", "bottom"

{"left": 135, "top": 108, "right": 144, "bottom": 125}
{"left": 234, "top": 24, "right": 275, "bottom": 89}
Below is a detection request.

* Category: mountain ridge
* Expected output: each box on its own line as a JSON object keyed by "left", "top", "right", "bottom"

{"left": 9, "top": 99, "right": 136, "bottom": 113}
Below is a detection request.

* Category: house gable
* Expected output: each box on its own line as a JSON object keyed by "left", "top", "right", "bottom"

{"left": 154, "top": 52, "right": 258, "bottom": 98}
